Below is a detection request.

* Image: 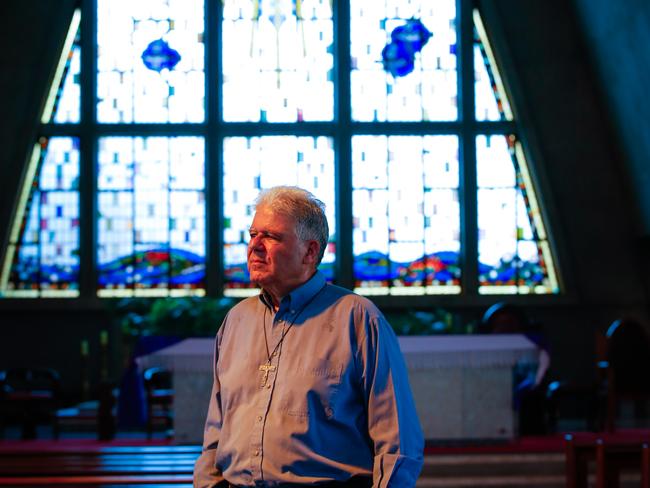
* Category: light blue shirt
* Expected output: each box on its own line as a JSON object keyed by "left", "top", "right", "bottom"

{"left": 194, "top": 271, "right": 424, "bottom": 487}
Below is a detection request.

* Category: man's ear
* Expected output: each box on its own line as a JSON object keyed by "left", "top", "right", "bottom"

{"left": 303, "top": 240, "right": 320, "bottom": 265}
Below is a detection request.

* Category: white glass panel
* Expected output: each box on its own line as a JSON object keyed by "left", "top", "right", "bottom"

{"left": 97, "top": 136, "right": 205, "bottom": 296}
{"left": 97, "top": 0, "right": 205, "bottom": 123}
{"left": 223, "top": 135, "right": 336, "bottom": 293}
{"left": 352, "top": 135, "right": 461, "bottom": 294}
{"left": 351, "top": 0, "right": 457, "bottom": 122}
{"left": 222, "top": 0, "right": 334, "bottom": 122}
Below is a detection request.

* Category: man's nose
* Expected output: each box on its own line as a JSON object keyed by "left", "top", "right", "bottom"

{"left": 248, "top": 235, "right": 262, "bottom": 250}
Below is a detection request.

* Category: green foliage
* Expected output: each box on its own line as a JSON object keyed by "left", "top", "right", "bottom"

{"left": 112, "top": 298, "right": 465, "bottom": 339}
{"left": 384, "top": 308, "right": 458, "bottom": 335}
{"left": 112, "top": 296, "right": 236, "bottom": 338}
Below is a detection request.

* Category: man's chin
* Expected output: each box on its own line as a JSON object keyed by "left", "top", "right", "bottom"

{"left": 248, "top": 272, "right": 267, "bottom": 286}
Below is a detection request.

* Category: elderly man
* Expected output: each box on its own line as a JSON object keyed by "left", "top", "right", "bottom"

{"left": 194, "top": 186, "right": 423, "bottom": 487}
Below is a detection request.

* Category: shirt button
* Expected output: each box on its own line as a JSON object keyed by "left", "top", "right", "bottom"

{"left": 254, "top": 450, "right": 260, "bottom": 456}
{"left": 257, "top": 415, "right": 263, "bottom": 422}
{"left": 266, "top": 383, "right": 272, "bottom": 389}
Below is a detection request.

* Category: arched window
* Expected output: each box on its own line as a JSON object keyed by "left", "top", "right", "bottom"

{"left": 0, "top": 0, "right": 560, "bottom": 301}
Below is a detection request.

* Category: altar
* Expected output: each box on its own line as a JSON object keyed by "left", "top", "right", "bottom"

{"left": 138, "top": 334, "right": 538, "bottom": 444}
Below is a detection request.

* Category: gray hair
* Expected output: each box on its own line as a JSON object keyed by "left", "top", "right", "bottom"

{"left": 255, "top": 186, "right": 329, "bottom": 265}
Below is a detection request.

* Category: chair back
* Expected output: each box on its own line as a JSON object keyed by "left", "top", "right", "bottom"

{"left": 1, "top": 367, "right": 60, "bottom": 399}
{"left": 606, "top": 319, "right": 650, "bottom": 394}
{"left": 143, "top": 367, "right": 172, "bottom": 396}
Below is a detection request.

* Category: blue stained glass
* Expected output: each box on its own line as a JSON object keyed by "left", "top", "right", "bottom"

{"left": 382, "top": 19, "right": 432, "bottom": 77}
{"left": 382, "top": 41, "right": 415, "bottom": 77}
{"left": 142, "top": 39, "right": 181, "bottom": 72}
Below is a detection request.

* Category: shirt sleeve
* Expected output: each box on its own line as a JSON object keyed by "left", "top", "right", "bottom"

{"left": 357, "top": 307, "right": 425, "bottom": 488}
{"left": 193, "top": 326, "right": 228, "bottom": 488}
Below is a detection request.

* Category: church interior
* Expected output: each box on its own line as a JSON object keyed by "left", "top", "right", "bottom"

{"left": 1, "top": 0, "right": 650, "bottom": 486}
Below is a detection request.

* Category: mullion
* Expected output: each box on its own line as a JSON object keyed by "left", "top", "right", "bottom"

{"left": 205, "top": 0, "right": 222, "bottom": 296}
{"left": 334, "top": 0, "right": 353, "bottom": 289}
{"left": 79, "top": 0, "right": 98, "bottom": 298}
{"left": 458, "top": 0, "right": 479, "bottom": 295}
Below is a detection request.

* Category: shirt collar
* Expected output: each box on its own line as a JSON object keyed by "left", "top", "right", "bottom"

{"left": 259, "top": 270, "right": 326, "bottom": 313}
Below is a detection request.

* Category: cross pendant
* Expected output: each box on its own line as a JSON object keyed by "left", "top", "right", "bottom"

{"left": 259, "top": 363, "right": 276, "bottom": 387}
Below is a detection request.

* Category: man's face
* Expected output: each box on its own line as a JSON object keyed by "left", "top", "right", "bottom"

{"left": 247, "top": 205, "right": 316, "bottom": 297}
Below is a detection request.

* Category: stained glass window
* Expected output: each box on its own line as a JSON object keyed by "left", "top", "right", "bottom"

{"left": 352, "top": 135, "right": 461, "bottom": 295}
{"left": 477, "top": 135, "right": 558, "bottom": 294}
{"left": 97, "top": 0, "right": 205, "bottom": 123}
{"left": 223, "top": 135, "right": 336, "bottom": 295}
{"left": 0, "top": 138, "right": 80, "bottom": 297}
{"left": 474, "top": 9, "right": 512, "bottom": 121}
{"left": 222, "top": 0, "right": 334, "bottom": 122}
{"left": 43, "top": 9, "right": 81, "bottom": 124}
{"left": 97, "top": 136, "right": 205, "bottom": 297}
{"left": 1, "top": 2, "right": 563, "bottom": 301}
{"left": 351, "top": 0, "right": 457, "bottom": 122}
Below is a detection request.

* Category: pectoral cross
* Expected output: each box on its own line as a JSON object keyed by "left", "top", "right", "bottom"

{"left": 259, "top": 363, "right": 276, "bottom": 387}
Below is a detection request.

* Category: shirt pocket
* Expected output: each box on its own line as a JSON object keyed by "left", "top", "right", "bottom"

{"left": 281, "top": 358, "right": 344, "bottom": 423}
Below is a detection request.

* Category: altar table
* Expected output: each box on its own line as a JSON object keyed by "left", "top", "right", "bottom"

{"left": 138, "top": 334, "right": 538, "bottom": 444}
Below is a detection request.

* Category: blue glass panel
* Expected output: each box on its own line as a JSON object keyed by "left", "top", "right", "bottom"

{"left": 223, "top": 135, "right": 336, "bottom": 295}
{"left": 141, "top": 38, "right": 181, "bottom": 72}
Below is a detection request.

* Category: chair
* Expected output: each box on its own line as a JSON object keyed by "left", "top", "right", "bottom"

{"left": 480, "top": 302, "right": 552, "bottom": 435}
{"left": 0, "top": 367, "right": 60, "bottom": 439}
{"left": 565, "top": 433, "right": 650, "bottom": 488}
{"left": 143, "top": 367, "right": 173, "bottom": 439}
{"left": 599, "top": 318, "right": 650, "bottom": 432}
{"left": 54, "top": 382, "right": 119, "bottom": 441}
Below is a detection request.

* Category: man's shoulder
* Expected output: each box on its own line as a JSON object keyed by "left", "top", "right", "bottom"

{"left": 224, "top": 295, "right": 262, "bottom": 318}
{"left": 324, "top": 283, "right": 382, "bottom": 315}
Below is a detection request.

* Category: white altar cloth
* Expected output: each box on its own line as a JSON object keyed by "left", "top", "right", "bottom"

{"left": 138, "top": 334, "right": 538, "bottom": 443}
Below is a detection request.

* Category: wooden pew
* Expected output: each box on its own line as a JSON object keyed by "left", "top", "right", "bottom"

{"left": 0, "top": 445, "right": 199, "bottom": 486}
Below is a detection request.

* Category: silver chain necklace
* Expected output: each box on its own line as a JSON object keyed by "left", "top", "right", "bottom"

{"left": 258, "top": 284, "right": 326, "bottom": 387}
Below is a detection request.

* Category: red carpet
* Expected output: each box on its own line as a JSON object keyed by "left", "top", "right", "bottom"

{"left": 423, "top": 429, "right": 650, "bottom": 454}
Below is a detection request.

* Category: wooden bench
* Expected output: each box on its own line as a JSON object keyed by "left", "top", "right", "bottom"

{"left": 0, "top": 444, "right": 199, "bottom": 486}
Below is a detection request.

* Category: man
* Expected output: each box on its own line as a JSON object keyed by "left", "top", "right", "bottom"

{"left": 194, "top": 186, "right": 424, "bottom": 487}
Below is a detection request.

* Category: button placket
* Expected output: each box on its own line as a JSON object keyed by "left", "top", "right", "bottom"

{"left": 249, "top": 347, "right": 279, "bottom": 481}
